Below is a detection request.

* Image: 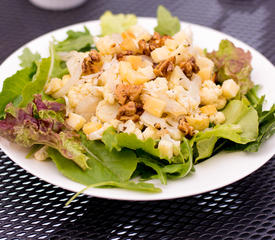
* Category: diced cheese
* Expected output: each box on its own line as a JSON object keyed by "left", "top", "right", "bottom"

{"left": 151, "top": 46, "right": 170, "bottom": 63}
{"left": 83, "top": 122, "right": 102, "bottom": 135}
{"left": 66, "top": 112, "right": 86, "bottom": 131}
{"left": 143, "top": 95, "right": 166, "bottom": 117}
{"left": 200, "top": 105, "right": 217, "bottom": 116}
{"left": 158, "top": 138, "right": 173, "bottom": 159}
{"left": 186, "top": 114, "right": 209, "bottom": 131}
{"left": 222, "top": 79, "right": 240, "bottom": 99}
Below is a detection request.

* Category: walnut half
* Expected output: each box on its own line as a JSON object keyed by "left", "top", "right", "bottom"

{"left": 82, "top": 50, "right": 102, "bottom": 75}
{"left": 179, "top": 57, "right": 200, "bottom": 79}
{"left": 153, "top": 56, "right": 176, "bottom": 77}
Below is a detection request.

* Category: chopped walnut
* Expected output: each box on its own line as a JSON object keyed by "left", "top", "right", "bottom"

{"left": 115, "top": 84, "right": 143, "bottom": 105}
{"left": 117, "top": 101, "right": 143, "bottom": 122}
{"left": 178, "top": 117, "right": 194, "bottom": 137}
{"left": 153, "top": 56, "right": 176, "bottom": 77}
{"left": 116, "top": 50, "right": 133, "bottom": 61}
{"left": 115, "top": 84, "right": 144, "bottom": 121}
{"left": 138, "top": 32, "right": 171, "bottom": 56}
{"left": 82, "top": 50, "right": 102, "bottom": 75}
{"left": 154, "top": 123, "right": 161, "bottom": 130}
{"left": 179, "top": 57, "right": 200, "bottom": 79}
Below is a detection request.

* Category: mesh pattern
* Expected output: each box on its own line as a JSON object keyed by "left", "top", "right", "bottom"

{"left": 0, "top": 0, "right": 274, "bottom": 239}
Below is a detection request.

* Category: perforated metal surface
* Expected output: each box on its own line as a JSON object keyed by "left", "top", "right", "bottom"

{"left": 0, "top": 0, "right": 274, "bottom": 239}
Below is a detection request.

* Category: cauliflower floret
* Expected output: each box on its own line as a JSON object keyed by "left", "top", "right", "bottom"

{"left": 215, "top": 96, "right": 227, "bottom": 110}
{"left": 210, "top": 111, "right": 226, "bottom": 125}
{"left": 200, "top": 80, "right": 222, "bottom": 105}
{"left": 222, "top": 79, "right": 240, "bottom": 99}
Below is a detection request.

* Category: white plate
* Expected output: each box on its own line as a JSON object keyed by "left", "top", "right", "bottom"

{"left": 0, "top": 18, "right": 274, "bottom": 201}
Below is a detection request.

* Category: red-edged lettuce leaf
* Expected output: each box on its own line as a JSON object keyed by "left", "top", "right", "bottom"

{"left": 0, "top": 95, "right": 88, "bottom": 169}
{"left": 207, "top": 39, "right": 253, "bottom": 94}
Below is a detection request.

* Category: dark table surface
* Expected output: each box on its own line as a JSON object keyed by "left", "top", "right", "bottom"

{"left": 0, "top": 0, "right": 274, "bottom": 239}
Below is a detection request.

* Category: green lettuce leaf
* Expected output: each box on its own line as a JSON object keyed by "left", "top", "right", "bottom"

{"left": 18, "top": 48, "right": 41, "bottom": 68}
{"left": 0, "top": 65, "right": 36, "bottom": 118}
{"left": 55, "top": 26, "right": 93, "bottom": 52}
{"left": 194, "top": 99, "right": 258, "bottom": 162}
{"left": 207, "top": 40, "right": 253, "bottom": 94}
{"left": 19, "top": 58, "right": 51, "bottom": 107}
{"left": 102, "top": 127, "right": 183, "bottom": 163}
{"left": 154, "top": 5, "right": 180, "bottom": 36}
{"left": 100, "top": 11, "right": 137, "bottom": 36}
{"left": 48, "top": 137, "right": 160, "bottom": 193}
{"left": 49, "top": 43, "right": 69, "bottom": 78}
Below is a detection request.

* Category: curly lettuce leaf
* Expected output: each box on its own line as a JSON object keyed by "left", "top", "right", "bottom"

{"left": 102, "top": 127, "right": 184, "bottom": 163}
{"left": 207, "top": 40, "right": 253, "bottom": 94}
{"left": 100, "top": 11, "right": 137, "bottom": 36}
{"left": 0, "top": 95, "right": 88, "bottom": 169}
{"left": 18, "top": 48, "right": 41, "bottom": 68}
{"left": 55, "top": 26, "right": 93, "bottom": 52}
{"left": 154, "top": 5, "right": 180, "bottom": 36}
{"left": 0, "top": 65, "right": 36, "bottom": 118}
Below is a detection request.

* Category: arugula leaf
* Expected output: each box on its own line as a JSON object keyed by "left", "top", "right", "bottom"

{"left": 0, "top": 65, "right": 36, "bottom": 118}
{"left": 154, "top": 5, "right": 180, "bottom": 36}
{"left": 100, "top": 11, "right": 137, "bottom": 36}
{"left": 55, "top": 26, "right": 93, "bottom": 52}
{"left": 18, "top": 48, "right": 41, "bottom": 68}
{"left": 48, "top": 137, "right": 160, "bottom": 193}
{"left": 207, "top": 40, "right": 253, "bottom": 94}
{"left": 19, "top": 58, "right": 51, "bottom": 107}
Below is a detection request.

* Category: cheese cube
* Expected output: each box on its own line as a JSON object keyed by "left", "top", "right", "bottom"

{"left": 222, "top": 79, "right": 240, "bottom": 99}
{"left": 186, "top": 115, "right": 209, "bottom": 131}
{"left": 151, "top": 46, "right": 170, "bottom": 63}
{"left": 143, "top": 95, "right": 166, "bottom": 117}
{"left": 124, "top": 56, "right": 144, "bottom": 70}
{"left": 83, "top": 122, "right": 102, "bottom": 135}
{"left": 200, "top": 105, "right": 217, "bottom": 116}
{"left": 119, "top": 61, "right": 149, "bottom": 84}
{"left": 143, "top": 126, "right": 158, "bottom": 140}
{"left": 66, "top": 113, "right": 86, "bottom": 131}
{"left": 165, "top": 39, "right": 178, "bottom": 50}
{"left": 158, "top": 139, "right": 173, "bottom": 159}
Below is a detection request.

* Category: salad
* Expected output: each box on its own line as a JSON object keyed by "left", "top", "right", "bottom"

{"left": 0, "top": 6, "right": 274, "bottom": 195}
